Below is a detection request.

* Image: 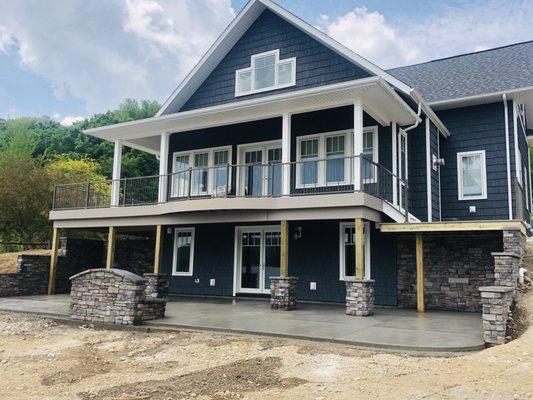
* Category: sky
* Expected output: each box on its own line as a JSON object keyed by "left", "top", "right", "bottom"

{"left": 0, "top": 0, "right": 532, "bottom": 125}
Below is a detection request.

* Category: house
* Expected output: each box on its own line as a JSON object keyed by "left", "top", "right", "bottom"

{"left": 48, "top": 0, "right": 532, "bottom": 315}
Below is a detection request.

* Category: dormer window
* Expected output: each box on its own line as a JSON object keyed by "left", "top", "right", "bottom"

{"left": 235, "top": 49, "right": 296, "bottom": 96}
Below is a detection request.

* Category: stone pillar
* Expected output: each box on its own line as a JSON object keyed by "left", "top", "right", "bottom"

{"left": 143, "top": 273, "right": 169, "bottom": 299}
{"left": 345, "top": 278, "right": 375, "bottom": 316}
{"left": 493, "top": 252, "right": 521, "bottom": 289}
{"left": 502, "top": 228, "right": 525, "bottom": 258}
{"left": 479, "top": 286, "right": 514, "bottom": 346}
{"left": 270, "top": 276, "right": 298, "bottom": 310}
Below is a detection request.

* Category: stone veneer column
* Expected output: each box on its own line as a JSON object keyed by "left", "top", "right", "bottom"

{"left": 493, "top": 252, "right": 521, "bottom": 289}
{"left": 143, "top": 273, "right": 169, "bottom": 299}
{"left": 270, "top": 276, "right": 299, "bottom": 310}
{"left": 502, "top": 228, "right": 526, "bottom": 258}
{"left": 345, "top": 278, "right": 375, "bottom": 316}
{"left": 479, "top": 286, "right": 514, "bottom": 346}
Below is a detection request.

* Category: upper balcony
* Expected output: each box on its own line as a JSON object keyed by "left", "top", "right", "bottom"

{"left": 50, "top": 155, "right": 410, "bottom": 224}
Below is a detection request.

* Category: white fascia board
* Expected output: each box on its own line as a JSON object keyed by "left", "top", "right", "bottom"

{"left": 410, "top": 89, "right": 450, "bottom": 138}
{"left": 430, "top": 86, "right": 533, "bottom": 110}
{"left": 156, "top": 0, "right": 414, "bottom": 116}
{"left": 85, "top": 77, "right": 420, "bottom": 143}
{"left": 122, "top": 140, "right": 160, "bottom": 156}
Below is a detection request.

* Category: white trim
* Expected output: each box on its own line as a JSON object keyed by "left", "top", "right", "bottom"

{"left": 391, "top": 122, "right": 398, "bottom": 206}
{"left": 338, "top": 221, "right": 371, "bottom": 281}
{"left": 171, "top": 145, "right": 232, "bottom": 197}
{"left": 234, "top": 224, "right": 281, "bottom": 294}
{"left": 111, "top": 140, "right": 122, "bottom": 207}
{"left": 430, "top": 85, "right": 533, "bottom": 110}
{"left": 172, "top": 227, "right": 195, "bottom": 276}
{"left": 513, "top": 100, "right": 521, "bottom": 185}
{"left": 425, "top": 118, "right": 432, "bottom": 222}
{"left": 282, "top": 113, "right": 291, "bottom": 196}
{"left": 235, "top": 49, "right": 296, "bottom": 96}
{"left": 158, "top": 132, "right": 170, "bottom": 203}
{"left": 156, "top": 0, "right": 412, "bottom": 116}
{"left": 398, "top": 129, "right": 408, "bottom": 211}
{"left": 503, "top": 95, "right": 513, "bottom": 219}
{"left": 437, "top": 129, "right": 442, "bottom": 221}
{"left": 457, "top": 150, "right": 487, "bottom": 201}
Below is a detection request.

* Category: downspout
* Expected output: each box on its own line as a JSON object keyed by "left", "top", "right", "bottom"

{"left": 503, "top": 94, "right": 513, "bottom": 220}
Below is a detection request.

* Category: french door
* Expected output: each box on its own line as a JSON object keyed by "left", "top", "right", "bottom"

{"left": 236, "top": 226, "right": 281, "bottom": 294}
{"left": 240, "top": 143, "right": 282, "bottom": 197}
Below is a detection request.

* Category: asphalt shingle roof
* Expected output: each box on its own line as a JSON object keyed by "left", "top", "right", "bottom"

{"left": 387, "top": 41, "right": 533, "bottom": 103}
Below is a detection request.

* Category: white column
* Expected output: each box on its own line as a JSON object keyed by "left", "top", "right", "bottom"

{"left": 111, "top": 140, "right": 122, "bottom": 206}
{"left": 392, "top": 122, "right": 398, "bottom": 205}
{"left": 353, "top": 98, "right": 363, "bottom": 191}
{"left": 158, "top": 132, "right": 170, "bottom": 203}
{"left": 425, "top": 117, "right": 432, "bottom": 222}
{"left": 282, "top": 113, "right": 291, "bottom": 196}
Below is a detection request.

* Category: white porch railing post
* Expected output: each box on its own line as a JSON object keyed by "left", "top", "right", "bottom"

{"left": 353, "top": 98, "right": 363, "bottom": 191}
{"left": 282, "top": 113, "right": 291, "bottom": 196}
{"left": 392, "top": 121, "right": 398, "bottom": 205}
{"left": 111, "top": 140, "right": 122, "bottom": 206}
{"left": 158, "top": 132, "right": 170, "bottom": 203}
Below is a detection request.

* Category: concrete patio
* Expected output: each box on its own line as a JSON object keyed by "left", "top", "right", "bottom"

{"left": 0, "top": 295, "right": 484, "bottom": 352}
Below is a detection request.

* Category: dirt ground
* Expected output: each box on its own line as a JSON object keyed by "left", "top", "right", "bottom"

{"left": 0, "top": 249, "right": 50, "bottom": 274}
{"left": 0, "top": 291, "right": 531, "bottom": 400}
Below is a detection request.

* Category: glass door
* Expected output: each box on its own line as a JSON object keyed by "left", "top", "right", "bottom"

{"left": 243, "top": 150, "right": 264, "bottom": 197}
{"left": 237, "top": 227, "right": 281, "bottom": 294}
{"left": 267, "top": 148, "right": 282, "bottom": 196}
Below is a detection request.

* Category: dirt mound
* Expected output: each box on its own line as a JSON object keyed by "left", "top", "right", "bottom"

{"left": 0, "top": 249, "right": 51, "bottom": 274}
{"left": 78, "top": 356, "right": 306, "bottom": 400}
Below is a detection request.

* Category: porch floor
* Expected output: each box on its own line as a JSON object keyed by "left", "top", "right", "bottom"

{"left": 0, "top": 295, "right": 484, "bottom": 352}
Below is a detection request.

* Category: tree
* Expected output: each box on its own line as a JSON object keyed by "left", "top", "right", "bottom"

{"left": 46, "top": 156, "right": 107, "bottom": 185}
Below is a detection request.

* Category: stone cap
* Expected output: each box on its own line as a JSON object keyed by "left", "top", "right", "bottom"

{"left": 491, "top": 252, "right": 521, "bottom": 258}
{"left": 344, "top": 277, "right": 375, "bottom": 283}
{"left": 143, "top": 273, "right": 169, "bottom": 278}
{"left": 479, "top": 286, "right": 515, "bottom": 293}
{"left": 70, "top": 268, "right": 147, "bottom": 283}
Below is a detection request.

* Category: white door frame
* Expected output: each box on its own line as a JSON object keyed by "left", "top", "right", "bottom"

{"left": 233, "top": 225, "right": 281, "bottom": 295}
{"left": 236, "top": 140, "right": 282, "bottom": 196}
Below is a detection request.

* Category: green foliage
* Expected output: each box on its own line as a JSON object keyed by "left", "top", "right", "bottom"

{"left": 0, "top": 98, "right": 161, "bottom": 247}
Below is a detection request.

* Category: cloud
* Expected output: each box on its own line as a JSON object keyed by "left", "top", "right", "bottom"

{"left": 60, "top": 115, "right": 85, "bottom": 126}
{"left": 318, "top": 1, "right": 533, "bottom": 68}
{"left": 0, "top": 0, "right": 234, "bottom": 114}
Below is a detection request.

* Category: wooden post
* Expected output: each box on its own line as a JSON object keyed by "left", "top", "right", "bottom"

{"left": 280, "top": 220, "right": 289, "bottom": 277}
{"left": 106, "top": 226, "right": 116, "bottom": 269}
{"left": 154, "top": 225, "right": 163, "bottom": 274}
{"left": 47, "top": 227, "right": 60, "bottom": 295}
{"left": 416, "top": 233, "right": 425, "bottom": 312}
{"left": 355, "top": 218, "right": 364, "bottom": 278}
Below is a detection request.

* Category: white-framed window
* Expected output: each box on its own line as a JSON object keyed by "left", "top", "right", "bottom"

{"left": 172, "top": 146, "right": 232, "bottom": 197}
{"left": 295, "top": 127, "right": 378, "bottom": 188}
{"left": 172, "top": 228, "right": 195, "bottom": 276}
{"left": 235, "top": 49, "right": 296, "bottom": 96}
{"left": 339, "top": 222, "right": 371, "bottom": 280}
{"left": 457, "top": 150, "right": 487, "bottom": 200}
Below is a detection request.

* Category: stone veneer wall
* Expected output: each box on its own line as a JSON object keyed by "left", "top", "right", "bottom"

{"left": 70, "top": 269, "right": 168, "bottom": 325}
{"left": 0, "top": 237, "right": 154, "bottom": 297}
{"left": 397, "top": 233, "right": 502, "bottom": 312}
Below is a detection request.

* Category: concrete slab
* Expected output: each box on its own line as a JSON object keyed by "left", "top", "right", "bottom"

{"left": 0, "top": 295, "right": 484, "bottom": 352}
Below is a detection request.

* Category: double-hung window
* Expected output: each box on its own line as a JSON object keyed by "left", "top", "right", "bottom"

{"left": 172, "top": 228, "right": 195, "bottom": 276}
{"left": 299, "top": 138, "right": 319, "bottom": 186}
{"left": 172, "top": 146, "right": 231, "bottom": 197}
{"left": 339, "top": 222, "right": 370, "bottom": 280}
{"left": 457, "top": 150, "right": 487, "bottom": 200}
{"left": 235, "top": 50, "right": 296, "bottom": 96}
{"left": 326, "top": 135, "right": 345, "bottom": 183}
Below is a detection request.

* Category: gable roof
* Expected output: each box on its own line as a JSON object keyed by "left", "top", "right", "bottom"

{"left": 388, "top": 41, "right": 533, "bottom": 106}
{"left": 156, "top": 0, "right": 412, "bottom": 117}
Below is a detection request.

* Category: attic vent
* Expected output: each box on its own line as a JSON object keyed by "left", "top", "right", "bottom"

{"left": 235, "top": 49, "right": 296, "bottom": 96}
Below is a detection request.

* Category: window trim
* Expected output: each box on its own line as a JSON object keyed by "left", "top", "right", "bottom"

{"left": 235, "top": 49, "right": 296, "bottom": 97}
{"left": 457, "top": 150, "right": 487, "bottom": 201}
{"left": 172, "top": 227, "right": 195, "bottom": 277}
{"left": 171, "top": 145, "right": 232, "bottom": 197}
{"left": 338, "top": 221, "right": 371, "bottom": 281}
{"left": 295, "top": 127, "right": 378, "bottom": 188}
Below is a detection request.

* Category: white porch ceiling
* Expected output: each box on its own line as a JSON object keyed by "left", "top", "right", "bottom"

{"left": 86, "top": 77, "right": 420, "bottom": 154}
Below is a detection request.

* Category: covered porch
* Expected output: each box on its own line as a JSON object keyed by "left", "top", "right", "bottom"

{"left": 0, "top": 294, "right": 484, "bottom": 352}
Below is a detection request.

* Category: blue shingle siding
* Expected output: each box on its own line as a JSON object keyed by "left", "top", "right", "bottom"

{"left": 516, "top": 105, "right": 530, "bottom": 221}
{"left": 176, "top": 10, "right": 372, "bottom": 113}
{"left": 161, "top": 220, "right": 397, "bottom": 305}
{"left": 437, "top": 102, "right": 510, "bottom": 220}
{"left": 430, "top": 121, "right": 441, "bottom": 221}
{"left": 407, "top": 123, "right": 428, "bottom": 221}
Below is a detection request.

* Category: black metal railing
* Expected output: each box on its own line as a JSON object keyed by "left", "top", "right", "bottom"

{"left": 52, "top": 155, "right": 410, "bottom": 219}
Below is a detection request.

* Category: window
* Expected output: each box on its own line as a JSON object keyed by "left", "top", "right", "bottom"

{"left": 235, "top": 50, "right": 296, "bottom": 96}
{"left": 457, "top": 150, "right": 487, "bottom": 200}
{"left": 299, "top": 138, "right": 319, "bottom": 185}
{"left": 172, "top": 228, "right": 195, "bottom": 276}
{"left": 172, "top": 146, "right": 231, "bottom": 197}
{"left": 296, "top": 127, "right": 378, "bottom": 188}
{"left": 339, "top": 222, "right": 370, "bottom": 280}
